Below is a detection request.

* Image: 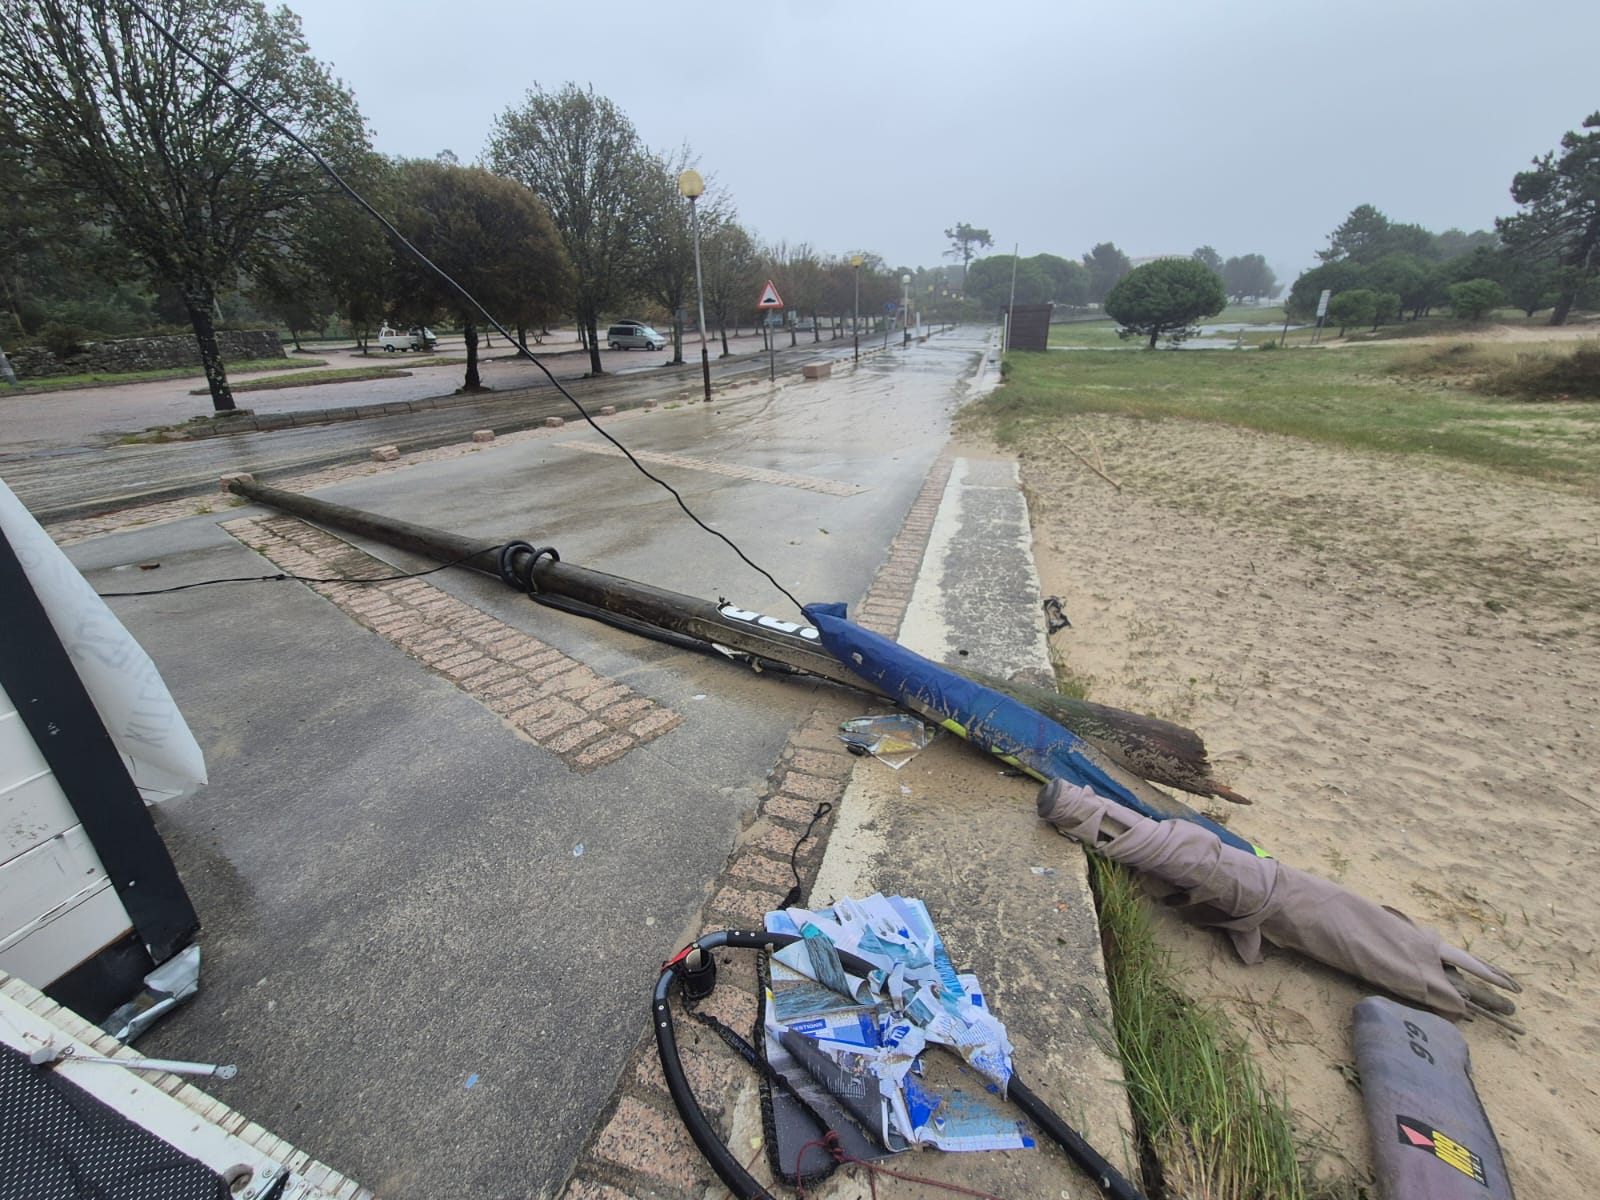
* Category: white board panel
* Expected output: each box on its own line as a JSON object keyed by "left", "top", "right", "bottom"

{"left": 0, "top": 876, "right": 128, "bottom": 985}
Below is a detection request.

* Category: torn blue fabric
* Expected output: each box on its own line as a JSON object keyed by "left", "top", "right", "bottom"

{"left": 804, "top": 602, "right": 1254, "bottom": 854}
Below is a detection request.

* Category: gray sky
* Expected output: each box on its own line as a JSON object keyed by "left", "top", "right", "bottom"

{"left": 291, "top": 0, "right": 1599, "bottom": 288}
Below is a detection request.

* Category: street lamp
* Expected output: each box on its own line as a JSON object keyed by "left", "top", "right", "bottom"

{"left": 677, "top": 168, "right": 712, "bottom": 404}
{"left": 850, "top": 254, "right": 862, "bottom": 363}
{"left": 901, "top": 273, "right": 911, "bottom": 348}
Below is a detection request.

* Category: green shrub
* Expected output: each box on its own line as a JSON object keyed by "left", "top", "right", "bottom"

{"left": 41, "top": 323, "right": 89, "bottom": 358}
{"left": 1487, "top": 341, "right": 1600, "bottom": 401}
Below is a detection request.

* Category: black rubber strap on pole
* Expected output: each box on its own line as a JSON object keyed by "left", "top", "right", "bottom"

{"left": 0, "top": 526, "right": 198, "bottom": 964}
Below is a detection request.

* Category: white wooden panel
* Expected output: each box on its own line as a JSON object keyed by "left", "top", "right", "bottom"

{"left": 0, "top": 704, "right": 52, "bottom": 789}
{"left": 0, "top": 824, "right": 126, "bottom": 986}
{"left": 2, "top": 688, "right": 85, "bottom": 864}
{"left": 0, "top": 876, "right": 128, "bottom": 985}
{"left": 0, "top": 761, "right": 79, "bottom": 866}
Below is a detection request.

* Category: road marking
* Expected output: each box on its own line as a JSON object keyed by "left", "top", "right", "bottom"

{"left": 557, "top": 441, "right": 867, "bottom": 496}
{"left": 220, "top": 514, "right": 680, "bottom": 772}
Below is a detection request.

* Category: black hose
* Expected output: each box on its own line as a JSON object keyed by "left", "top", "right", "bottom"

{"left": 654, "top": 929, "right": 1149, "bottom": 1200}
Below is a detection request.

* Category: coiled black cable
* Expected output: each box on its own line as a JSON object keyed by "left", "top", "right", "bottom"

{"left": 654, "top": 929, "right": 1149, "bottom": 1200}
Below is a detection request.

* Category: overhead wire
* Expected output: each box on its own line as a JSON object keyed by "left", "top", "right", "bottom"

{"left": 97, "top": 546, "right": 502, "bottom": 596}
{"left": 122, "top": 0, "right": 806, "bottom": 617}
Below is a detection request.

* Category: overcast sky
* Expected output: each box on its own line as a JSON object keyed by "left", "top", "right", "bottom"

{"left": 290, "top": 0, "right": 1598, "bottom": 287}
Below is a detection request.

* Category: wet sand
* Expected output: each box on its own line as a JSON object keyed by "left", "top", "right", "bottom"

{"left": 994, "top": 401, "right": 1600, "bottom": 1195}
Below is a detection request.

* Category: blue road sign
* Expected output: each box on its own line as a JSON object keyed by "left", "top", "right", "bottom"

{"left": 884, "top": 302, "right": 897, "bottom": 314}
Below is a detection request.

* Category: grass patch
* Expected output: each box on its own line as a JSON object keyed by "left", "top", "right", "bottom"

{"left": 969, "top": 344, "right": 1600, "bottom": 490}
{"left": 189, "top": 365, "right": 410, "bottom": 394}
{"left": 6, "top": 358, "right": 325, "bottom": 394}
{"left": 1088, "top": 854, "right": 1348, "bottom": 1199}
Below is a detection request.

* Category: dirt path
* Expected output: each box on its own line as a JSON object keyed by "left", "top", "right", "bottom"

{"left": 996, "top": 415, "right": 1600, "bottom": 1196}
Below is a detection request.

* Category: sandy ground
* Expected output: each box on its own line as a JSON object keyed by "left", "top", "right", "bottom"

{"left": 993, "top": 398, "right": 1600, "bottom": 1195}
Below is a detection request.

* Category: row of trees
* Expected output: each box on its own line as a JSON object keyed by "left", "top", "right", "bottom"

{"left": 0, "top": 0, "right": 915, "bottom": 411}
{"left": 958, "top": 241, "right": 1279, "bottom": 315}
{"left": 1290, "top": 112, "right": 1600, "bottom": 330}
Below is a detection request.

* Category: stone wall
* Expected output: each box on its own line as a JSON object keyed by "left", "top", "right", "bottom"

{"left": 11, "top": 330, "right": 285, "bottom": 379}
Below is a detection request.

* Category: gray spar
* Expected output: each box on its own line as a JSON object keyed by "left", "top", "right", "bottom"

{"left": 29, "top": 1042, "right": 238, "bottom": 1079}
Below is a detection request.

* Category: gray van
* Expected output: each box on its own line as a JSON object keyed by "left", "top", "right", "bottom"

{"left": 607, "top": 323, "right": 666, "bottom": 351}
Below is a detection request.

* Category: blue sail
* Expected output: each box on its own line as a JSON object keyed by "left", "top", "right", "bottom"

{"left": 804, "top": 602, "right": 1257, "bottom": 855}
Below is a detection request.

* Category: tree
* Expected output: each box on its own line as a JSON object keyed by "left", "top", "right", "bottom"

{"left": 1497, "top": 112, "right": 1600, "bottom": 326}
{"left": 965, "top": 255, "right": 1051, "bottom": 311}
{"left": 1105, "top": 258, "right": 1227, "bottom": 348}
{"left": 1318, "top": 204, "right": 1394, "bottom": 265}
{"left": 1221, "top": 254, "right": 1278, "bottom": 304}
{"left": 1082, "top": 242, "right": 1132, "bottom": 304}
{"left": 1192, "top": 245, "right": 1223, "bottom": 273}
{"left": 1447, "top": 278, "right": 1506, "bottom": 322}
{"left": 488, "top": 83, "right": 652, "bottom": 374}
{"left": 1367, "top": 253, "right": 1443, "bottom": 319}
{"left": 700, "top": 218, "right": 761, "bottom": 356}
{"left": 1031, "top": 254, "right": 1089, "bottom": 307}
{"left": 389, "top": 160, "right": 568, "bottom": 391}
{"left": 1435, "top": 228, "right": 1498, "bottom": 260}
{"left": 634, "top": 146, "right": 721, "bottom": 364}
{"left": 1286, "top": 261, "right": 1363, "bottom": 320}
{"left": 943, "top": 223, "right": 993, "bottom": 271}
{"left": 0, "top": 0, "right": 369, "bottom": 412}
{"left": 1326, "top": 289, "right": 1378, "bottom": 336}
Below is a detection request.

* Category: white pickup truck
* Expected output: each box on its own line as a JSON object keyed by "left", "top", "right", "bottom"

{"left": 377, "top": 325, "right": 437, "bottom": 352}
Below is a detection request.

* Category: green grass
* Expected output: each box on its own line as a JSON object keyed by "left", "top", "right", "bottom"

{"left": 970, "top": 343, "right": 1600, "bottom": 490}
{"left": 6, "top": 357, "right": 325, "bottom": 393}
{"left": 1088, "top": 855, "right": 1352, "bottom": 1199}
{"left": 188, "top": 364, "right": 413, "bottom": 394}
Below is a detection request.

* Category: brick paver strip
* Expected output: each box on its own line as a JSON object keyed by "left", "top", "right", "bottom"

{"left": 219, "top": 513, "right": 681, "bottom": 772}
{"left": 557, "top": 440, "right": 867, "bottom": 497}
{"left": 557, "top": 457, "right": 957, "bottom": 1200}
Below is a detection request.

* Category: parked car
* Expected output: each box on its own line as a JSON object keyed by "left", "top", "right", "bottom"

{"left": 607, "top": 324, "right": 667, "bottom": 351}
{"left": 378, "top": 325, "right": 437, "bottom": 352}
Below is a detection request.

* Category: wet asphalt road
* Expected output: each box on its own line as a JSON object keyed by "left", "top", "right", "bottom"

{"left": 4, "top": 332, "right": 896, "bottom": 523}
{"left": 68, "top": 328, "right": 992, "bottom": 1200}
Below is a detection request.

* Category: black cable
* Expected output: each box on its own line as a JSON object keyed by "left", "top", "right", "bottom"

{"left": 123, "top": 0, "right": 808, "bottom": 619}
{"left": 99, "top": 546, "right": 500, "bottom": 596}
{"left": 778, "top": 802, "right": 833, "bottom": 910}
{"left": 655, "top": 930, "right": 1150, "bottom": 1200}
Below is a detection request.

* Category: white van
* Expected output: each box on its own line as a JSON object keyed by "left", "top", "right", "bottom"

{"left": 606, "top": 324, "right": 666, "bottom": 351}
{"left": 378, "top": 325, "right": 437, "bottom": 352}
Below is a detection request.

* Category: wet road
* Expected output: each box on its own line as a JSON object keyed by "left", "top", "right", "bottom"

{"left": 4, "top": 332, "right": 891, "bottom": 522}
{"left": 92, "top": 326, "right": 993, "bottom": 1200}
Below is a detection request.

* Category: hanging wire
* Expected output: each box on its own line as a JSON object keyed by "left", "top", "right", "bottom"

{"left": 122, "top": 0, "right": 806, "bottom": 618}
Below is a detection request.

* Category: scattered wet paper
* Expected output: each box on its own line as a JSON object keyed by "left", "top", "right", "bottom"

{"left": 762, "top": 895, "right": 1027, "bottom": 1154}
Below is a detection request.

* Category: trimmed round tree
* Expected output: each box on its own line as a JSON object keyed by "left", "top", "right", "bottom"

{"left": 1105, "top": 258, "right": 1228, "bottom": 348}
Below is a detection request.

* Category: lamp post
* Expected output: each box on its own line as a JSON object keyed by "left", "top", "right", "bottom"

{"left": 850, "top": 255, "right": 862, "bottom": 363}
{"left": 901, "top": 273, "right": 911, "bottom": 348}
{"left": 677, "top": 168, "right": 712, "bottom": 404}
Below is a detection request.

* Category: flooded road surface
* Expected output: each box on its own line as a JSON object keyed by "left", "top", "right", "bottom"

{"left": 4, "top": 331, "right": 907, "bottom": 523}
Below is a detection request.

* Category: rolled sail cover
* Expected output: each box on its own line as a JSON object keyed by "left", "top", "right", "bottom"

{"left": 1353, "top": 996, "right": 1514, "bottom": 1199}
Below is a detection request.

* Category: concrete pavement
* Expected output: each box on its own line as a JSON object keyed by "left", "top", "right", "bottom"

{"left": 41, "top": 328, "right": 1136, "bottom": 1200}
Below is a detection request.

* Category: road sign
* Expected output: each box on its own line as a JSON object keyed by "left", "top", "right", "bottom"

{"left": 1316, "top": 289, "right": 1332, "bottom": 318}
{"left": 756, "top": 279, "right": 784, "bottom": 309}
{"left": 884, "top": 301, "right": 896, "bottom": 314}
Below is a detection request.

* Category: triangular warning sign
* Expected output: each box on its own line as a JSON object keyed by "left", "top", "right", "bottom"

{"left": 756, "top": 279, "right": 784, "bottom": 309}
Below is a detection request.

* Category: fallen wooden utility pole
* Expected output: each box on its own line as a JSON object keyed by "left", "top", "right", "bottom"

{"left": 226, "top": 479, "right": 1229, "bottom": 826}
{"left": 225, "top": 478, "right": 881, "bottom": 695}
